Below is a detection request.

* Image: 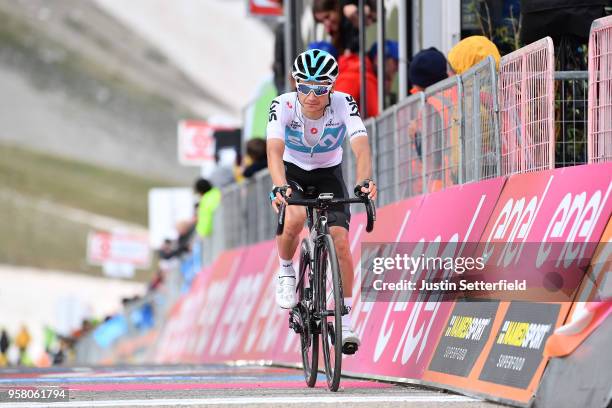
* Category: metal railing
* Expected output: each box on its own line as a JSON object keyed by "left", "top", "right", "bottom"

{"left": 555, "top": 71, "right": 589, "bottom": 167}
{"left": 422, "top": 75, "right": 464, "bottom": 192}
{"left": 499, "top": 37, "right": 556, "bottom": 176}
{"left": 375, "top": 108, "right": 398, "bottom": 207}
{"left": 462, "top": 56, "right": 501, "bottom": 182}
{"left": 396, "top": 92, "right": 426, "bottom": 199}
{"left": 588, "top": 15, "right": 612, "bottom": 163}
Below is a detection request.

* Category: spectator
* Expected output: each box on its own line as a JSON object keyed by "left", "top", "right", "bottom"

{"left": 368, "top": 40, "right": 400, "bottom": 106}
{"left": 334, "top": 47, "right": 379, "bottom": 118}
{"left": 341, "top": 0, "right": 376, "bottom": 28}
{"left": 447, "top": 36, "right": 501, "bottom": 177}
{"left": 194, "top": 178, "right": 221, "bottom": 238}
{"left": 407, "top": 48, "right": 457, "bottom": 192}
{"left": 312, "top": 0, "right": 375, "bottom": 55}
{"left": 242, "top": 138, "right": 268, "bottom": 179}
{"left": 15, "top": 325, "right": 30, "bottom": 365}
{"left": 0, "top": 328, "right": 9, "bottom": 367}
{"left": 447, "top": 36, "right": 501, "bottom": 75}
{"left": 409, "top": 47, "right": 448, "bottom": 93}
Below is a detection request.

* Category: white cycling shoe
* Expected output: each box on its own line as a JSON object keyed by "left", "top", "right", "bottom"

{"left": 342, "top": 327, "right": 361, "bottom": 355}
{"left": 276, "top": 276, "right": 297, "bottom": 309}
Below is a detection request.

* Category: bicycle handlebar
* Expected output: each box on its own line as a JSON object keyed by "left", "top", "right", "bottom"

{"left": 276, "top": 194, "right": 376, "bottom": 236}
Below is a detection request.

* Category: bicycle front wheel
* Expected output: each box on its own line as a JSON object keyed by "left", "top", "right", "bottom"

{"left": 297, "top": 238, "right": 318, "bottom": 387}
{"left": 318, "top": 234, "right": 343, "bottom": 392}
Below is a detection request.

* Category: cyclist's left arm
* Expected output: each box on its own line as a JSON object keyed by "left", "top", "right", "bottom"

{"left": 351, "top": 137, "right": 377, "bottom": 199}
{"left": 342, "top": 94, "right": 377, "bottom": 199}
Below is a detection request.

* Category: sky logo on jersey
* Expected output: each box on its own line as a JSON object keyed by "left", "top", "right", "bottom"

{"left": 284, "top": 125, "right": 346, "bottom": 154}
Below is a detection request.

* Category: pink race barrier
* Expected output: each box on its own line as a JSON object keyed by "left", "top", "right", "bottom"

{"left": 343, "top": 177, "right": 505, "bottom": 379}
{"left": 151, "top": 163, "right": 611, "bottom": 406}
{"left": 154, "top": 249, "right": 245, "bottom": 363}
{"left": 477, "top": 163, "right": 612, "bottom": 302}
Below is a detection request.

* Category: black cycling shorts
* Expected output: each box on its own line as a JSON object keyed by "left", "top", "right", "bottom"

{"left": 284, "top": 161, "right": 351, "bottom": 230}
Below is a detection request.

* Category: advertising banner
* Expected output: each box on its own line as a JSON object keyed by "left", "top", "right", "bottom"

{"left": 479, "top": 302, "right": 560, "bottom": 389}
{"left": 248, "top": 0, "right": 283, "bottom": 17}
{"left": 154, "top": 249, "right": 243, "bottom": 363}
{"left": 203, "top": 241, "right": 279, "bottom": 361}
{"left": 423, "top": 164, "right": 611, "bottom": 405}
{"left": 177, "top": 120, "right": 217, "bottom": 166}
{"left": 474, "top": 163, "right": 611, "bottom": 302}
{"left": 87, "top": 231, "right": 150, "bottom": 269}
{"left": 428, "top": 300, "right": 500, "bottom": 377}
{"left": 345, "top": 178, "right": 505, "bottom": 379}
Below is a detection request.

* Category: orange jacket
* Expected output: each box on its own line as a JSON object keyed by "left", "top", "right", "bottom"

{"left": 334, "top": 54, "right": 379, "bottom": 118}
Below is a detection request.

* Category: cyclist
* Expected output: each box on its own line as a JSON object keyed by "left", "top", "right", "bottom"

{"left": 267, "top": 49, "right": 377, "bottom": 352}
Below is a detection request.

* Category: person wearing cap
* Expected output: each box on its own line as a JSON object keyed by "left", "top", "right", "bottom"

{"left": 447, "top": 35, "right": 501, "bottom": 74}
{"left": 407, "top": 47, "right": 458, "bottom": 192}
{"left": 447, "top": 36, "right": 501, "bottom": 178}
{"left": 409, "top": 47, "right": 449, "bottom": 93}
{"left": 368, "top": 40, "right": 399, "bottom": 106}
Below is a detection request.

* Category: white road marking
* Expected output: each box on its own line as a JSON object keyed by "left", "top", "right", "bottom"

{"left": 0, "top": 394, "right": 481, "bottom": 407}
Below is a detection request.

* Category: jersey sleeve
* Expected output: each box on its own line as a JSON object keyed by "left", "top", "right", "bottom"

{"left": 340, "top": 94, "right": 368, "bottom": 140}
{"left": 266, "top": 97, "right": 284, "bottom": 141}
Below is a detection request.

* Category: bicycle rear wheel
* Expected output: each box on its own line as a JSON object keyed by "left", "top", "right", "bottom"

{"left": 318, "top": 234, "right": 343, "bottom": 392}
{"left": 297, "top": 238, "right": 318, "bottom": 387}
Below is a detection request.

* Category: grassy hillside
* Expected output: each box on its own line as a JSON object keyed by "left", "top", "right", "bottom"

{"left": 0, "top": 143, "right": 175, "bottom": 280}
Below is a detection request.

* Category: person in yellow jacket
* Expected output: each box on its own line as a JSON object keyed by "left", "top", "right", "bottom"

{"left": 194, "top": 178, "right": 221, "bottom": 237}
{"left": 447, "top": 35, "right": 501, "bottom": 75}
{"left": 15, "top": 325, "right": 31, "bottom": 366}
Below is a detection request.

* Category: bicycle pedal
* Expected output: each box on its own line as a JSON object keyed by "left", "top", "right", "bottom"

{"left": 342, "top": 305, "right": 351, "bottom": 315}
{"left": 342, "top": 342, "right": 358, "bottom": 355}
{"left": 288, "top": 312, "right": 303, "bottom": 334}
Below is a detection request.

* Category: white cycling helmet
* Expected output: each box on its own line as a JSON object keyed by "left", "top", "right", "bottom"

{"left": 292, "top": 49, "right": 339, "bottom": 83}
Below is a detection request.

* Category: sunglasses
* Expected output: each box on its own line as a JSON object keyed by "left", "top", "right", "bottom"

{"left": 297, "top": 83, "right": 333, "bottom": 96}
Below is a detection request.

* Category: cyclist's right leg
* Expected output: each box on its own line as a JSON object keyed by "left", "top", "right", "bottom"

{"left": 275, "top": 199, "right": 306, "bottom": 309}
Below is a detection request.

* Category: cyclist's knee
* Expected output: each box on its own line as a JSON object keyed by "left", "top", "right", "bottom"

{"left": 330, "top": 227, "right": 350, "bottom": 251}
{"left": 283, "top": 206, "right": 306, "bottom": 237}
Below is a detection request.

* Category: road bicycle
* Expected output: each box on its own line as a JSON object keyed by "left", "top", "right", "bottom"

{"left": 276, "top": 187, "right": 375, "bottom": 391}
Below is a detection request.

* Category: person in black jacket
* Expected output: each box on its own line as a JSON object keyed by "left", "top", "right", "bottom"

{"left": 312, "top": 0, "right": 376, "bottom": 55}
{"left": 521, "top": 0, "right": 606, "bottom": 70}
{"left": 0, "top": 329, "right": 9, "bottom": 365}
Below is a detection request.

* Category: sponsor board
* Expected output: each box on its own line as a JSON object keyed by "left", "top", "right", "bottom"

{"left": 177, "top": 120, "right": 216, "bottom": 166}
{"left": 479, "top": 302, "right": 560, "bottom": 389}
{"left": 475, "top": 164, "right": 612, "bottom": 302}
{"left": 87, "top": 231, "right": 150, "bottom": 269}
{"left": 154, "top": 250, "right": 242, "bottom": 363}
{"left": 345, "top": 178, "right": 505, "bottom": 379}
{"left": 204, "top": 241, "right": 278, "bottom": 361}
{"left": 248, "top": 0, "right": 283, "bottom": 17}
{"left": 428, "top": 300, "right": 500, "bottom": 377}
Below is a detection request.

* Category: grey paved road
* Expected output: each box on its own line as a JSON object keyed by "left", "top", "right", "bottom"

{"left": 0, "top": 364, "right": 502, "bottom": 407}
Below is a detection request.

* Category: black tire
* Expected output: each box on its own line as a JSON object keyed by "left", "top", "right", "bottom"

{"left": 298, "top": 239, "right": 318, "bottom": 387}
{"left": 318, "top": 234, "right": 343, "bottom": 392}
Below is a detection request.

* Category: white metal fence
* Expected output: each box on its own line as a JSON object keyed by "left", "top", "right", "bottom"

{"left": 499, "top": 37, "right": 555, "bottom": 176}
{"left": 588, "top": 15, "right": 612, "bottom": 163}
{"left": 462, "top": 56, "right": 501, "bottom": 182}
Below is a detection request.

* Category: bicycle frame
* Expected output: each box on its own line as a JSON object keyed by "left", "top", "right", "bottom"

{"left": 279, "top": 192, "right": 375, "bottom": 391}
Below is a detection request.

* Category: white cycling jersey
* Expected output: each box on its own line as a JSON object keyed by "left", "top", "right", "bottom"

{"left": 266, "top": 91, "right": 368, "bottom": 171}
